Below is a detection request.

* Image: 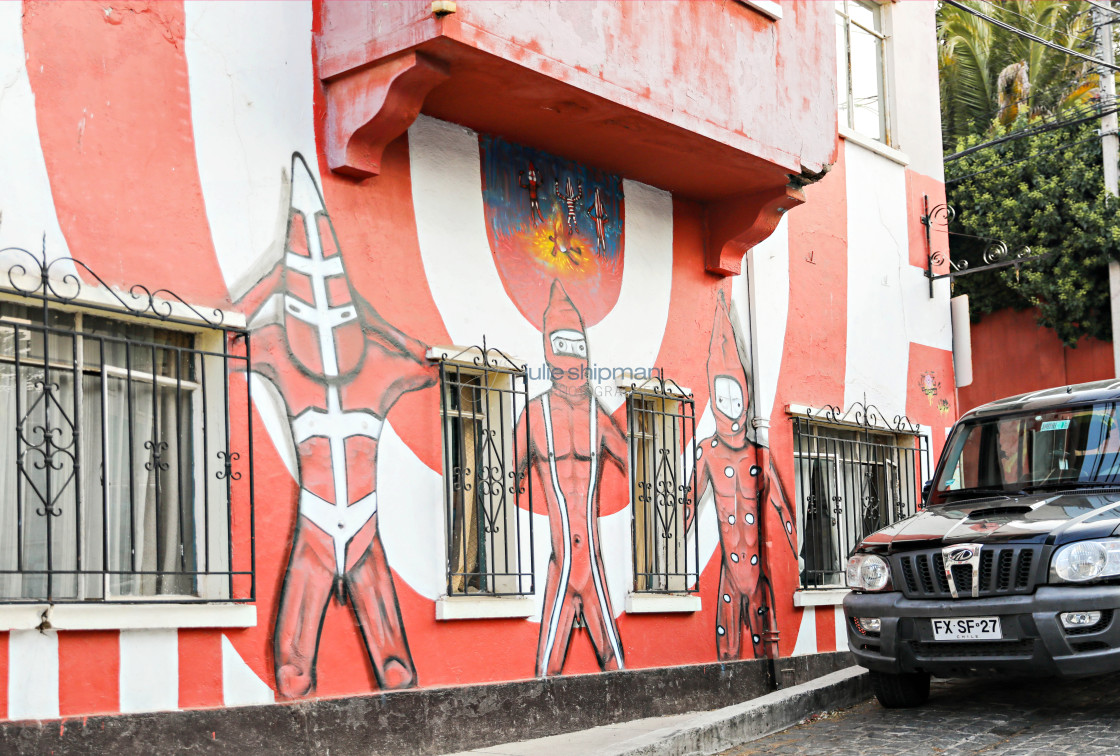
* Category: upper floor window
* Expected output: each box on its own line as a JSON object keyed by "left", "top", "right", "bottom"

{"left": 0, "top": 254, "right": 253, "bottom": 604}
{"left": 436, "top": 345, "right": 533, "bottom": 597}
{"left": 626, "top": 380, "right": 698, "bottom": 594}
{"left": 792, "top": 406, "right": 928, "bottom": 589}
{"left": 836, "top": 0, "right": 889, "bottom": 143}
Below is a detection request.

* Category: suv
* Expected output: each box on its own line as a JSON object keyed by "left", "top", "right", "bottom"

{"left": 844, "top": 380, "right": 1120, "bottom": 707}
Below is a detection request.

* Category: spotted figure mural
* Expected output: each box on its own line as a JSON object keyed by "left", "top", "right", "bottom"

{"left": 239, "top": 154, "right": 433, "bottom": 697}
{"left": 694, "top": 293, "right": 796, "bottom": 660}
{"left": 516, "top": 280, "right": 628, "bottom": 676}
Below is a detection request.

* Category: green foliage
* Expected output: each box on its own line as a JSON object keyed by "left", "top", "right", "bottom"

{"left": 938, "top": 0, "right": 1118, "bottom": 345}
{"left": 945, "top": 119, "right": 1120, "bottom": 345}
{"left": 939, "top": 1, "right": 1095, "bottom": 152}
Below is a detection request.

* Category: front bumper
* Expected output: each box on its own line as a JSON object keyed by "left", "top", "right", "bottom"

{"left": 844, "top": 585, "right": 1120, "bottom": 678}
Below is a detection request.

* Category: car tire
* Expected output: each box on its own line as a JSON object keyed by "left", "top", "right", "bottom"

{"left": 869, "top": 670, "right": 930, "bottom": 708}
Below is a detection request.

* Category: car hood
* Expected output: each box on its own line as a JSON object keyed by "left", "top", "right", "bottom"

{"left": 860, "top": 490, "right": 1120, "bottom": 553}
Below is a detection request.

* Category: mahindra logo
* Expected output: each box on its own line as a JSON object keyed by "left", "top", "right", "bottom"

{"left": 942, "top": 543, "right": 982, "bottom": 598}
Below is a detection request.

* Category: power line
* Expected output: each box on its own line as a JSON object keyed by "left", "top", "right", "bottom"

{"left": 945, "top": 104, "right": 1119, "bottom": 161}
{"left": 946, "top": 134, "right": 1102, "bottom": 184}
{"left": 943, "top": 0, "right": 1120, "bottom": 73}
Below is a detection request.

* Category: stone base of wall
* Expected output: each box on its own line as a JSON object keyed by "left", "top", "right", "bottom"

{"left": 0, "top": 651, "right": 852, "bottom": 755}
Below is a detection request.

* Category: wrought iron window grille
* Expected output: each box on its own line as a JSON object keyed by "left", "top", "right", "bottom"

{"left": 434, "top": 341, "right": 534, "bottom": 597}
{"left": 624, "top": 377, "right": 699, "bottom": 595}
{"left": 920, "top": 195, "right": 1058, "bottom": 298}
{"left": 0, "top": 243, "right": 254, "bottom": 604}
{"left": 792, "top": 402, "right": 929, "bottom": 590}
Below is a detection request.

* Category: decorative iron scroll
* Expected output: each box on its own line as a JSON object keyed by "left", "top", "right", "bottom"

{"left": 919, "top": 195, "right": 1056, "bottom": 298}
{"left": 801, "top": 402, "right": 921, "bottom": 435}
{"left": 621, "top": 375, "right": 694, "bottom": 400}
{"left": 0, "top": 239, "right": 234, "bottom": 330}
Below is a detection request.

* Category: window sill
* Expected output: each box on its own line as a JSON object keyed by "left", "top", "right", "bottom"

{"left": 625, "top": 593, "right": 701, "bottom": 614}
{"left": 0, "top": 602, "right": 257, "bottom": 632}
{"left": 435, "top": 595, "right": 534, "bottom": 620}
{"left": 793, "top": 589, "right": 850, "bottom": 607}
{"left": 738, "top": 0, "right": 782, "bottom": 20}
{"left": 838, "top": 126, "right": 910, "bottom": 167}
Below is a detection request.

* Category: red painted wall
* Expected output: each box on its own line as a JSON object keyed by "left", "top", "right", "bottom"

{"left": 958, "top": 308, "right": 1114, "bottom": 414}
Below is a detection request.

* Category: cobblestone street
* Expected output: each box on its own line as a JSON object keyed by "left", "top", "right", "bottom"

{"left": 723, "top": 673, "right": 1120, "bottom": 755}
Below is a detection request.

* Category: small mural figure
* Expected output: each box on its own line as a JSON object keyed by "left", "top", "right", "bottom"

{"left": 516, "top": 281, "right": 628, "bottom": 676}
{"left": 518, "top": 161, "right": 546, "bottom": 225}
{"left": 554, "top": 175, "right": 584, "bottom": 235}
{"left": 586, "top": 187, "right": 610, "bottom": 252}
{"left": 241, "top": 154, "right": 433, "bottom": 697}
{"left": 938, "top": 398, "right": 951, "bottom": 417}
{"left": 693, "top": 294, "right": 795, "bottom": 660}
{"left": 918, "top": 371, "right": 941, "bottom": 405}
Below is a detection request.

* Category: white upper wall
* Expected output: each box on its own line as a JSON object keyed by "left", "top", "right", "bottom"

{"left": 884, "top": 0, "right": 944, "bottom": 179}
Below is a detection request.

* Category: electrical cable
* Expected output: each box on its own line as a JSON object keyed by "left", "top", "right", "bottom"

{"left": 945, "top": 104, "right": 1119, "bottom": 161}
{"left": 946, "top": 134, "right": 1103, "bottom": 184}
{"left": 944, "top": 0, "right": 1120, "bottom": 72}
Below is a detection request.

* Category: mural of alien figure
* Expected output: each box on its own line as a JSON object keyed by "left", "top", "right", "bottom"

{"left": 240, "top": 154, "right": 434, "bottom": 697}
{"left": 554, "top": 176, "right": 584, "bottom": 235}
{"left": 516, "top": 281, "right": 628, "bottom": 676}
{"left": 694, "top": 294, "right": 795, "bottom": 660}
{"left": 518, "top": 161, "right": 546, "bottom": 225}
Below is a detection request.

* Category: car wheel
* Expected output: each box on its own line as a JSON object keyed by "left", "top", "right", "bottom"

{"left": 869, "top": 670, "right": 930, "bottom": 708}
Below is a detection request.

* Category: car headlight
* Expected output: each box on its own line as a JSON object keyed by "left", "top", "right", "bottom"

{"left": 846, "top": 553, "right": 892, "bottom": 591}
{"left": 1051, "top": 540, "right": 1120, "bottom": 583}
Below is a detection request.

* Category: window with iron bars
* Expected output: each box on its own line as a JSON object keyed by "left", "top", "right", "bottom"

{"left": 626, "top": 381, "right": 698, "bottom": 594}
{"left": 793, "top": 406, "right": 928, "bottom": 589}
{"left": 0, "top": 256, "right": 253, "bottom": 604}
{"left": 437, "top": 347, "right": 533, "bottom": 597}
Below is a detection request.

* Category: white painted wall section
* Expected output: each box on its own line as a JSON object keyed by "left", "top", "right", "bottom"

{"left": 843, "top": 140, "right": 911, "bottom": 415}
{"left": 119, "top": 629, "right": 179, "bottom": 714}
{"left": 185, "top": 0, "right": 319, "bottom": 300}
{"left": 736, "top": 215, "right": 790, "bottom": 440}
{"left": 833, "top": 606, "right": 850, "bottom": 651}
{"left": 8, "top": 630, "right": 59, "bottom": 720}
{"left": 0, "top": 3, "right": 72, "bottom": 264}
{"left": 221, "top": 635, "right": 274, "bottom": 707}
{"left": 791, "top": 607, "right": 818, "bottom": 657}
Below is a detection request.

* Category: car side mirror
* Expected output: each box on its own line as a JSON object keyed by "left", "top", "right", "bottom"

{"left": 921, "top": 479, "right": 932, "bottom": 503}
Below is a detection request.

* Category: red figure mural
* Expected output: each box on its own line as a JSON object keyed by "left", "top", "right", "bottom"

{"left": 693, "top": 294, "right": 795, "bottom": 660}
{"left": 516, "top": 281, "right": 628, "bottom": 676}
{"left": 518, "top": 161, "right": 546, "bottom": 225}
{"left": 240, "top": 154, "right": 433, "bottom": 697}
{"left": 554, "top": 176, "right": 584, "bottom": 235}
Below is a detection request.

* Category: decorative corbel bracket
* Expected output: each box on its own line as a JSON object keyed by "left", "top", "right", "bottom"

{"left": 324, "top": 51, "right": 450, "bottom": 180}
{"left": 704, "top": 182, "right": 806, "bottom": 276}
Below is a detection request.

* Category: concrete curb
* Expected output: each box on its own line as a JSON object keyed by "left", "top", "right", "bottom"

{"left": 613, "top": 666, "right": 872, "bottom": 756}
{"left": 448, "top": 666, "right": 872, "bottom": 756}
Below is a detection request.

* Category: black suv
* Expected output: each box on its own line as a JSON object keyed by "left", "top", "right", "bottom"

{"left": 844, "top": 380, "right": 1120, "bottom": 707}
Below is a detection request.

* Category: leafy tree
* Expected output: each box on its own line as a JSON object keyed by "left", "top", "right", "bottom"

{"left": 939, "top": 0, "right": 1119, "bottom": 345}
{"left": 945, "top": 119, "right": 1120, "bottom": 345}
{"left": 939, "top": 0, "right": 1096, "bottom": 152}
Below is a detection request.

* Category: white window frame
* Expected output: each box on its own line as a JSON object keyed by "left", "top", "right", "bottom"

{"left": 624, "top": 380, "right": 700, "bottom": 614}
{"left": 835, "top": 0, "right": 892, "bottom": 146}
{"left": 430, "top": 346, "right": 534, "bottom": 620}
{"left": 0, "top": 285, "right": 253, "bottom": 630}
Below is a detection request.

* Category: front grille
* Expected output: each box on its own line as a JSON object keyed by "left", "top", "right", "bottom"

{"left": 1071, "top": 641, "right": 1110, "bottom": 653}
{"left": 893, "top": 545, "right": 1040, "bottom": 599}
{"left": 910, "top": 639, "right": 1035, "bottom": 658}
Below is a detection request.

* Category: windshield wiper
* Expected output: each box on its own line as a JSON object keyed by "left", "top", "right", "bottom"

{"left": 938, "top": 487, "right": 1024, "bottom": 499}
{"left": 1021, "top": 480, "right": 1119, "bottom": 492}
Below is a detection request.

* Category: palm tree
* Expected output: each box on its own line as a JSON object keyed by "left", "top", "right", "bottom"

{"left": 939, "top": 0, "right": 1099, "bottom": 151}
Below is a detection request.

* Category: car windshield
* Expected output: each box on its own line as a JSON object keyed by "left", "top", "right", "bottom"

{"left": 932, "top": 402, "right": 1120, "bottom": 503}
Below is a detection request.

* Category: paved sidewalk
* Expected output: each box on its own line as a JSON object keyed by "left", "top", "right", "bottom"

{"left": 443, "top": 667, "right": 872, "bottom": 756}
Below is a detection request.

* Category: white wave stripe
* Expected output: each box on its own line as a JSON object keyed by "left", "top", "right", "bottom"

{"left": 184, "top": 0, "right": 320, "bottom": 301}
{"left": 0, "top": 2, "right": 72, "bottom": 265}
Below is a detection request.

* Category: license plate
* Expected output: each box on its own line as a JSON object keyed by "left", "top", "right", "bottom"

{"left": 931, "top": 617, "right": 1002, "bottom": 641}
